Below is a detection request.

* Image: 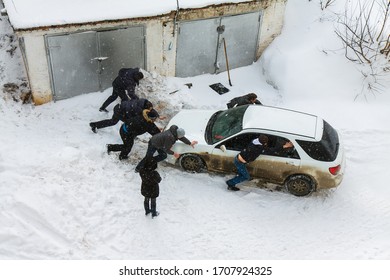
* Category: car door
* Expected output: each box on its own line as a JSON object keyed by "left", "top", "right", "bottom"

{"left": 250, "top": 135, "right": 301, "bottom": 184}
{"left": 210, "top": 133, "right": 301, "bottom": 184}
{"left": 209, "top": 133, "right": 259, "bottom": 174}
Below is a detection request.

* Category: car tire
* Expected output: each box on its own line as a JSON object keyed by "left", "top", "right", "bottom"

{"left": 285, "top": 175, "right": 315, "bottom": 197}
{"left": 179, "top": 154, "right": 205, "bottom": 173}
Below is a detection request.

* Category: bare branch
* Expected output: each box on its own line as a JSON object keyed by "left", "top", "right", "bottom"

{"left": 334, "top": 0, "right": 390, "bottom": 100}
{"left": 377, "top": 0, "right": 390, "bottom": 41}
{"left": 320, "top": 0, "right": 337, "bottom": 10}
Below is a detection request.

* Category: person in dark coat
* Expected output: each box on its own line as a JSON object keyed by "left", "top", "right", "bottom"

{"left": 99, "top": 68, "right": 144, "bottom": 112}
{"left": 89, "top": 98, "right": 153, "bottom": 133}
{"left": 226, "top": 93, "right": 262, "bottom": 109}
{"left": 226, "top": 135, "right": 293, "bottom": 191}
{"left": 106, "top": 109, "right": 161, "bottom": 160}
{"left": 135, "top": 125, "right": 198, "bottom": 172}
{"left": 139, "top": 157, "right": 162, "bottom": 218}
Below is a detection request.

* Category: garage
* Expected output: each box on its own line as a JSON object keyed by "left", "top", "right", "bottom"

{"left": 176, "top": 11, "right": 261, "bottom": 77}
{"left": 2, "top": 0, "right": 287, "bottom": 104}
{"left": 46, "top": 26, "right": 145, "bottom": 100}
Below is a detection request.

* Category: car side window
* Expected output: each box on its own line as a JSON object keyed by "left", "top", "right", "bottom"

{"left": 264, "top": 136, "right": 300, "bottom": 159}
{"left": 218, "top": 133, "right": 300, "bottom": 159}
{"left": 218, "top": 133, "right": 260, "bottom": 151}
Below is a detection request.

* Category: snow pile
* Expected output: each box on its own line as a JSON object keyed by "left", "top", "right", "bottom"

{"left": 0, "top": 0, "right": 390, "bottom": 260}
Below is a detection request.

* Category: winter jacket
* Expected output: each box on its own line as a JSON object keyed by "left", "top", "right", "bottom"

{"left": 140, "top": 159, "right": 162, "bottom": 198}
{"left": 150, "top": 125, "right": 191, "bottom": 155}
{"left": 239, "top": 138, "right": 265, "bottom": 163}
{"left": 227, "top": 94, "right": 262, "bottom": 108}
{"left": 117, "top": 98, "right": 151, "bottom": 121}
{"left": 239, "top": 138, "right": 285, "bottom": 163}
{"left": 112, "top": 68, "right": 140, "bottom": 100}
{"left": 121, "top": 113, "right": 160, "bottom": 137}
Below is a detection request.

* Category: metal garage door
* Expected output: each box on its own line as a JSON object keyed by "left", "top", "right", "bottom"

{"left": 46, "top": 26, "right": 145, "bottom": 101}
{"left": 176, "top": 12, "right": 261, "bottom": 77}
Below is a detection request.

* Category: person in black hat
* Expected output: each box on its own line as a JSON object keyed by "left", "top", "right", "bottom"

{"left": 135, "top": 125, "right": 198, "bottom": 172}
{"left": 226, "top": 135, "right": 293, "bottom": 191}
{"left": 89, "top": 98, "right": 153, "bottom": 133}
{"left": 139, "top": 157, "right": 162, "bottom": 218}
{"left": 106, "top": 109, "right": 161, "bottom": 160}
{"left": 99, "top": 68, "right": 144, "bottom": 112}
{"left": 226, "top": 93, "right": 262, "bottom": 109}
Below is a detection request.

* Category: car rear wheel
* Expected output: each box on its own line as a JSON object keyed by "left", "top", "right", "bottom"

{"left": 179, "top": 154, "right": 205, "bottom": 173}
{"left": 285, "top": 175, "right": 315, "bottom": 197}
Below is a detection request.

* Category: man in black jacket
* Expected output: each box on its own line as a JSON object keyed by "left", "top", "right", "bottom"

{"left": 99, "top": 68, "right": 144, "bottom": 112}
{"left": 226, "top": 135, "right": 293, "bottom": 191}
{"left": 139, "top": 157, "right": 162, "bottom": 218}
{"left": 226, "top": 93, "right": 262, "bottom": 109}
{"left": 135, "top": 125, "right": 198, "bottom": 172}
{"left": 89, "top": 98, "right": 153, "bottom": 133}
{"left": 106, "top": 109, "right": 161, "bottom": 160}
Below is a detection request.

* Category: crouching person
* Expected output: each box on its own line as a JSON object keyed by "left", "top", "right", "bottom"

{"left": 135, "top": 125, "right": 198, "bottom": 172}
{"left": 106, "top": 109, "right": 161, "bottom": 160}
{"left": 140, "top": 157, "right": 162, "bottom": 218}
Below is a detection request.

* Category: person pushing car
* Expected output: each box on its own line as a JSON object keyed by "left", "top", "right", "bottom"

{"left": 226, "top": 134, "right": 293, "bottom": 191}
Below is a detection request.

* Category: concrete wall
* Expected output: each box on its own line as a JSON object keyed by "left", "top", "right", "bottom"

{"left": 15, "top": 0, "right": 287, "bottom": 105}
{"left": 20, "top": 34, "right": 52, "bottom": 104}
{"left": 257, "top": 0, "right": 287, "bottom": 57}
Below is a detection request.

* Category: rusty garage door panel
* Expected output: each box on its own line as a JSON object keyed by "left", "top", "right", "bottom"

{"left": 46, "top": 26, "right": 145, "bottom": 100}
{"left": 176, "top": 11, "right": 261, "bottom": 77}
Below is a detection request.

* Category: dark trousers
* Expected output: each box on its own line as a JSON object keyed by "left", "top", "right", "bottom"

{"left": 136, "top": 142, "right": 167, "bottom": 170}
{"left": 226, "top": 156, "right": 251, "bottom": 187}
{"left": 91, "top": 104, "right": 121, "bottom": 129}
{"left": 100, "top": 86, "right": 129, "bottom": 110}
{"left": 107, "top": 127, "right": 136, "bottom": 159}
{"left": 144, "top": 197, "right": 157, "bottom": 215}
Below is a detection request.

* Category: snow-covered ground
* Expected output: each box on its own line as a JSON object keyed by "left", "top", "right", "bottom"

{"left": 1, "top": 0, "right": 390, "bottom": 263}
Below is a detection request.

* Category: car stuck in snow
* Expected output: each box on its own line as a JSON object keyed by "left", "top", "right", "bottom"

{"left": 164, "top": 104, "right": 346, "bottom": 196}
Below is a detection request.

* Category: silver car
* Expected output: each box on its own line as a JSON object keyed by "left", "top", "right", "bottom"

{"left": 165, "top": 105, "right": 346, "bottom": 196}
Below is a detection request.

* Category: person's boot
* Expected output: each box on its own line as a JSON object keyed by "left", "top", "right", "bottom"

{"left": 144, "top": 200, "right": 151, "bottom": 216}
{"left": 99, "top": 107, "right": 108, "bottom": 113}
{"left": 106, "top": 144, "right": 112, "bottom": 154}
{"left": 119, "top": 155, "right": 129, "bottom": 160}
{"left": 227, "top": 186, "right": 240, "bottom": 191}
{"left": 89, "top": 123, "right": 97, "bottom": 133}
{"left": 152, "top": 211, "right": 159, "bottom": 218}
{"left": 226, "top": 181, "right": 240, "bottom": 191}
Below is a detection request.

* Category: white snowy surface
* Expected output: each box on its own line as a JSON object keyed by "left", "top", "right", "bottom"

{"left": 0, "top": 0, "right": 389, "bottom": 260}
{"left": 2, "top": 0, "right": 246, "bottom": 29}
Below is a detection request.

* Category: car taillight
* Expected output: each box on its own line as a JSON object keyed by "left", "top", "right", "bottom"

{"left": 329, "top": 165, "right": 341, "bottom": 175}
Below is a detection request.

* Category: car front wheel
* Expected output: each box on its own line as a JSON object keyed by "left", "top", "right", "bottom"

{"left": 179, "top": 154, "right": 205, "bottom": 173}
{"left": 285, "top": 175, "right": 315, "bottom": 196}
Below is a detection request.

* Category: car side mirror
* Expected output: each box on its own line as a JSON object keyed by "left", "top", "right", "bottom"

{"left": 220, "top": 145, "right": 226, "bottom": 152}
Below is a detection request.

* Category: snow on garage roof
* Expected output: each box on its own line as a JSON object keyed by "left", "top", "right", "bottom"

{"left": 2, "top": 0, "right": 248, "bottom": 30}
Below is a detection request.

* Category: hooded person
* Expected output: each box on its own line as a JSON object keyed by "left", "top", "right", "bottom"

{"left": 139, "top": 157, "right": 162, "bottom": 218}
{"left": 99, "top": 68, "right": 144, "bottom": 112}
{"left": 90, "top": 98, "right": 153, "bottom": 133}
{"left": 135, "top": 125, "right": 198, "bottom": 172}
{"left": 226, "top": 93, "right": 262, "bottom": 109}
{"left": 106, "top": 108, "right": 161, "bottom": 160}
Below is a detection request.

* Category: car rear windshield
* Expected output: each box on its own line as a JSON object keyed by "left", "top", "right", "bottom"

{"left": 296, "top": 121, "right": 340, "bottom": 162}
{"left": 206, "top": 105, "right": 248, "bottom": 144}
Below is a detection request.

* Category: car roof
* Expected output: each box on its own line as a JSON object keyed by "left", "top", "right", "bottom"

{"left": 243, "top": 105, "right": 320, "bottom": 139}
